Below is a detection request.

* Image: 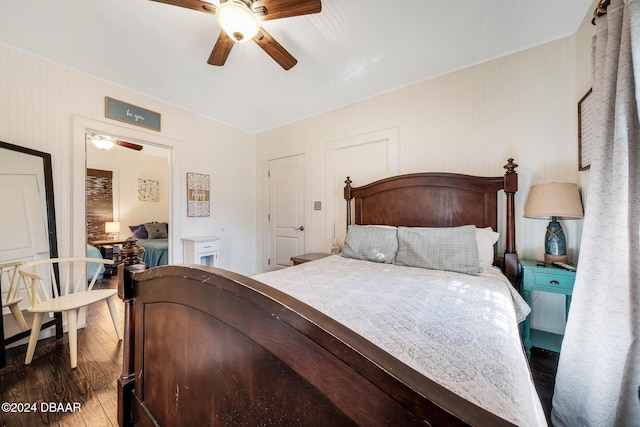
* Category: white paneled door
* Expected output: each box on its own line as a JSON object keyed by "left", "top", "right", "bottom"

{"left": 268, "top": 155, "right": 305, "bottom": 270}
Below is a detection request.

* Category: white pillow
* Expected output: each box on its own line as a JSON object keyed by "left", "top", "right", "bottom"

{"left": 476, "top": 227, "right": 499, "bottom": 268}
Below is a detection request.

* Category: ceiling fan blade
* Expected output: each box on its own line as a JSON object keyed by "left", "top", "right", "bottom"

{"left": 252, "top": 28, "right": 297, "bottom": 70}
{"left": 254, "top": 0, "right": 321, "bottom": 21}
{"left": 208, "top": 30, "right": 235, "bottom": 66}
{"left": 116, "top": 140, "right": 144, "bottom": 151}
{"left": 149, "top": 0, "right": 216, "bottom": 14}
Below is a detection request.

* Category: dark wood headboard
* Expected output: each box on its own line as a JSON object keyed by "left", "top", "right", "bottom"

{"left": 344, "top": 158, "right": 519, "bottom": 286}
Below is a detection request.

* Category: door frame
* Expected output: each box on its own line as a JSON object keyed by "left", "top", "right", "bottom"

{"left": 71, "top": 115, "right": 182, "bottom": 265}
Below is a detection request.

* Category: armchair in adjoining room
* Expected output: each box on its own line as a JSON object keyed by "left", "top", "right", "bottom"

{"left": 18, "top": 257, "right": 122, "bottom": 369}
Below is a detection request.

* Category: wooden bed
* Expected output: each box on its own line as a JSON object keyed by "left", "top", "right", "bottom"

{"left": 117, "top": 159, "right": 523, "bottom": 426}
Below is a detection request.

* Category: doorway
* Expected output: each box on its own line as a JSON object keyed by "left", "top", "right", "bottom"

{"left": 71, "top": 115, "right": 182, "bottom": 266}
{"left": 268, "top": 154, "right": 305, "bottom": 270}
{"left": 85, "top": 134, "right": 170, "bottom": 251}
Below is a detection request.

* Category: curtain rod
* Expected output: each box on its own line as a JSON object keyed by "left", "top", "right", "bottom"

{"left": 592, "top": 0, "right": 610, "bottom": 24}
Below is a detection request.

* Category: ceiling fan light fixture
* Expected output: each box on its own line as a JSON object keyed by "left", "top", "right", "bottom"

{"left": 216, "top": 1, "right": 259, "bottom": 42}
{"left": 91, "top": 135, "right": 116, "bottom": 150}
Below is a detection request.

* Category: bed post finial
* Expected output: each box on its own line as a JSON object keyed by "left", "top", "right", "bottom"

{"left": 504, "top": 158, "right": 518, "bottom": 174}
{"left": 120, "top": 237, "right": 146, "bottom": 269}
{"left": 344, "top": 176, "right": 353, "bottom": 201}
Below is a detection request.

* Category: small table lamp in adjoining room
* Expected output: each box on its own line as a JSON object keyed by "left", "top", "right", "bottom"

{"left": 105, "top": 221, "right": 120, "bottom": 241}
{"left": 524, "top": 183, "right": 584, "bottom": 264}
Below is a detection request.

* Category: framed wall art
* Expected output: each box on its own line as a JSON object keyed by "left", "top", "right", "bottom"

{"left": 138, "top": 178, "right": 159, "bottom": 202}
{"left": 187, "top": 172, "right": 210, "bottom": 217}
{"left": 578, "top": 88, "right": 594, "bottom": 171}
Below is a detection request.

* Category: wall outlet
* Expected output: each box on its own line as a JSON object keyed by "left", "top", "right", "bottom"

{"left": 314, "top": 201, "right": 322, "bottom": 210}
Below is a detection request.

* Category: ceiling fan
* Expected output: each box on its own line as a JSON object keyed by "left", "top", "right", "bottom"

{"left": 151, "top": 0, "right": 322, "bottom": 70}
{"left": 87, "top": 134, "right": 144, "bottom": 151}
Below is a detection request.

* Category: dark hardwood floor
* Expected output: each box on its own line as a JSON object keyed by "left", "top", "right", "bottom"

{"left": 0, "top": 276, "right": 123, "bottom": 427}
{"left": 1, "top": 275, "right": 560, "bottom": 426}
{"left": 530, "top": 347, "right": 560, "bottom": 426}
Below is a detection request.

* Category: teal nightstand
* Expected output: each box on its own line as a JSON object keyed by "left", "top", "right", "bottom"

{"left": 519, "top": 259, "right": 576, "bottom": 359}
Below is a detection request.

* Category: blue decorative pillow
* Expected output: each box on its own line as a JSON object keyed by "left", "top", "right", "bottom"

{"left": 129, "top": 224, "right": 148, "bottom": 239}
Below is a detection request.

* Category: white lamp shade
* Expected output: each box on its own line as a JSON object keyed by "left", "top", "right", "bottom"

{"left": 216, "top": 1, "right": 259, "bottom": 42}
{"left": 524, "top": 183, "right": 584, "bottom": 219}
{"left": 105, "top": 221, "right": 121, "bottom": 234}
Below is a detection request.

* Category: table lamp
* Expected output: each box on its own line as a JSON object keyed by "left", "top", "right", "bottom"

{"left": 524, "top": 183, "right": 584, "bottom": 264}
{"left": 105, "top": 221, "right": 120, "bottom": 240}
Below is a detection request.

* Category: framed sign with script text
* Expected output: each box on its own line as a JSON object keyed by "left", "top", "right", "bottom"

{"left": 187, "top": 172, "right": 210, "bottom": 217}
{"left": 105, "top": 97, "right": 161, "bottom": 131}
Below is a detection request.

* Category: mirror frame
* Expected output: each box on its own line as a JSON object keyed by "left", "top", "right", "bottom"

{"left": 0, "top": 140, "right": 62, "bottom": 367}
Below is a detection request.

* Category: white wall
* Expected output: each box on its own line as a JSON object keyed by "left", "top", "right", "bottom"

{"left": 0, "top": 44, "right": 257, "bottom": 275}
{"left": 256, "top": 35, "right": 584, "bottom": 263}
{"left": 255, "top": 14, "right": 596, "bottom": 333}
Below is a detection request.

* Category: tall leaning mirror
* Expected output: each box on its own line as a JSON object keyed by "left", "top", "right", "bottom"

{"left": 0, "top": 140, "right": 61, "bottom": 368}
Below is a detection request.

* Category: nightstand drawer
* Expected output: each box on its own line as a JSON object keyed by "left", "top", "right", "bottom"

{"left": 528, "top": 272, "right": 574, "bottom": 292}
{"left": 197, "top": 240, "right": 218, "bottom": 253}
{"left": 182, "top": 237, "right": 220, "bottom": 266}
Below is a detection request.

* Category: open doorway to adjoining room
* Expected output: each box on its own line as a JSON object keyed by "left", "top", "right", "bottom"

{"left": 85, "top": 132, "right": 170, "bottom": 270}
{"left": 71, "top": 115, "right": 182, "bottom": 268}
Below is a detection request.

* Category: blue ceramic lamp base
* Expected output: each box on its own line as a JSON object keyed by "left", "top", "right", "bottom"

{"left": 544, "top": 216, "right": 568, "bottom": 264}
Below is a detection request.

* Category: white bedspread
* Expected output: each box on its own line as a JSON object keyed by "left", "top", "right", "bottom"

{"left": 253, "top": 255, "right": 547, "bottom": 426}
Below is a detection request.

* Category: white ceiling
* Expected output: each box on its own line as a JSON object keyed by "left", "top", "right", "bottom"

{"left": 0, "top": 0, "right": 593, "bottom": 134}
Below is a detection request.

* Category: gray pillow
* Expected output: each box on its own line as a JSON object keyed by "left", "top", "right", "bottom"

{"left": 342, "top": 225, "right": 398, "bottom": 264}
{"left": 395, "top": 225, "right": 480, "bottom": 275}
{"left": 144, "top": 222, "right": 168, "bottom": 239}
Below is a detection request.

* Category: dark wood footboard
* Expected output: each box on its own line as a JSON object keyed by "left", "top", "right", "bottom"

{"left": 117, "top": 264, "right": 515, "bottom": 426}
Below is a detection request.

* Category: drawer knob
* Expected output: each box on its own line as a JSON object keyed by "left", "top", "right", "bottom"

{"left": 550, "top": 280, "right": 560, "bottom": 285}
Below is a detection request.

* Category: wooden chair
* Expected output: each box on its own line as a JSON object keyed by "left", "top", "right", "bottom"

{"left": 1, "top": 261, "right": 29, "bottom": 332}
{"left": 18, "top": 257, "right": 122, "bottom": 369}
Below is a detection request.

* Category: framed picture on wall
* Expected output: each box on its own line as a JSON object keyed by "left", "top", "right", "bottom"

{"left": 138, "top": 178, "right": 160, "bottom": 202}
{"left": 187, "top": 172, "right": 210, "bottom": 217}
{"left": 578, "top": 88, "right": 594, "bottom": 171}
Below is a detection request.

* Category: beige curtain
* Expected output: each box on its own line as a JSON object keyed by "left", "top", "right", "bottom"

{"left": 552, "top": 0, "right": 640, "bottom": 425}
